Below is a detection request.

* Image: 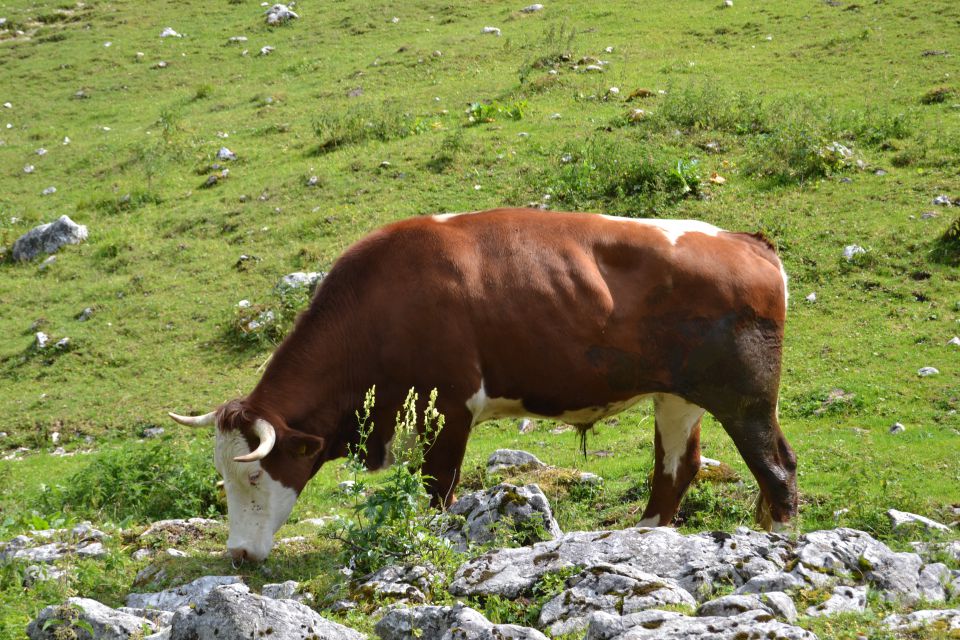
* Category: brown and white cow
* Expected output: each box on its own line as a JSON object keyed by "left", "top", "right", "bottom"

{"left": 170, "top": 208, "right": 797, "bottom": 562}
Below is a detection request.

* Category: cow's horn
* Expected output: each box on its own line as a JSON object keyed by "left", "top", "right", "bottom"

{"left": 168, "top": 411, "right": 217, "bottom": 426}
{"left": 233, "top": 419, "right": 276, "bottom": 462}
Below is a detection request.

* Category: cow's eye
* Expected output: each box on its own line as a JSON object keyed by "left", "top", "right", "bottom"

{"left": 248, "top": 470, "right": 263, "bottom": 485}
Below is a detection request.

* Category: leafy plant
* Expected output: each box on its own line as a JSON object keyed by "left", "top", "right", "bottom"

{"left": 334, "top": 387, "right": 460, "bottom": 577}
{"left": 467, "top": 100, "right": 527, "bottom": 124}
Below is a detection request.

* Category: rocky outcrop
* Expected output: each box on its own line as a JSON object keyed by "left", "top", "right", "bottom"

{"left": 126, "top": 575, "right": 242, "bottom": 610}
{"left": 444, "top": 483, "right": 562, "bottom": 549}
{"left": 584, "top": 609, "right": 817, "bottom": 640}
{"left": 27, "top": 598, "right": 157, "bottom": 640}
{"left": 375, "top": 604, "right": 547, "bottom": 640}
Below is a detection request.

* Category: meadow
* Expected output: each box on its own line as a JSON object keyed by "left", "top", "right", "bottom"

{"left": 0, "top": 0, "right": 958, "bottom": 637}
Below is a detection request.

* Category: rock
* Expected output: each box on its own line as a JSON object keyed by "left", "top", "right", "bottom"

{"left": 578, "top": 472, "right": 603, "bottom": 486}
{"left": 884, "top": 608, "right": 960, "bottom": 633}
{"left": 277, "top": 271, "right": 325, "bottom": 292}
{"left": 375, "top": 604, "right": 547, "bottom": 640}
{"left": 160, "top": 27, "right": 181, "bottom": 38}
{"left": 23, "top": 564, "right": 67, "bottom": 586}
{"left": 307, "top": 175, "right": 320, "bottom": 186}
{"left": 355, "top": 564, "right": 438, "bottom": 603}
{"left": 127, "top": 575, "right": 243, "bottom": 611}
{"left": 520, "top": 4, "right": 544, "bottom": 12}
{"left": 917, "top": 563, "right": 951, "bottom": 602}
{"left": 139, "top": 518, "right": 220, "bottom": 543}
{"left": 262, "top": 579, "right": 313, "bottom": 604}
{"left": 143, "top": 427, "right": 165, "bottom": 439}
{"left": 584, "top": 609, "right": 815, "bottom": 640}
{"left": 948, "top": 336, "right": 960, "bottom": 346}
{"left": 932, "top": 194, "right": 953, "bottom": 206}
{"left": 697, "top": 592, "right": 797, "bottom": 622}
{"left": 451, "top": 526, "right": 793, "bottom": 600}
{"left": 24, "top": 164, "right": 34, "bottom": 173}
{"left": 259, "top": 45, "right": 274, "bottom": 56}
{"left": 445, "top": 483, "right": 562, "bottom": 549}
{"left": 168, "top": 584, "right": 363, "bottom": 639}
{"left": 265, "top": 4, "right": 299, "bottom": 25}
{"left": 12, "top": 215, "right": 88, "bottom": 261}
{"left": 917, "top": 366, "right": 940, "bottom": 376}
{"left": 842, "top": 244, "right": 865, "bottom": 260}
{"left": 723, "top": 0, "right": 734, "bottom": 6}
{"left": 28, "top": 599, "right": 155, "bottom": 639}
{"left": 921, "top": 211, "right": 939, "bottom": 219}
{"left": 806, "top": 585, "right": 866, "bottom": 616}
{"left": 118, "top": 607, "right": 174, "bottom": 628}
{"left": 805, "top": 292, "right": 816, "bottom": 302}
{"left": 132, "top": 548, "right": 154, "bottom": 561}
{"left": 795, "top": 528, "right": 923, "bottom": 602}
{"left": 539, "top": 563, "right": 696, "bottom": 635}
{"left": 228, "top": 36, "right": 247, "bottom": 43}
{"left": 584, "top": 64, "right": 605, "bottom": 72}
{"left": 518, "top": 418, "right": 535, "bottom": 433}
{"left": 888, "top": 509, "right": 951, "bottom": 533}
{"left": 889, "top": 422, "right": 905, "bottom": 434}
{"left": 482, "top": 26, "right": 502, "bottom": 36}
{"left": 216, "top": 147, "right": 236, "bottom": 161}
{"left": 486, "top": 449, "right": 547, "bottom": 474}
{"left": 35, "top": 332, "right": 49, "bottom": 349}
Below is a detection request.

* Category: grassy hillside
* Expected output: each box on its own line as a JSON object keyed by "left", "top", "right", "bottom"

{"left": 0, "top": 0, "right": 958, "bottom": 637}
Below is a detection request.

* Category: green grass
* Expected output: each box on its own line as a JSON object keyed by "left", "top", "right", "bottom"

{"left": 1, "top": 0, "right": 959, "bottom": 637}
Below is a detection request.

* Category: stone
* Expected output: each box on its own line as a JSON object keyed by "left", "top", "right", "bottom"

{"left": 518, "top": 418, "right": 535, "bottom": 433}
{"left": 884, "top": 608, "right": 960, "bottom": 633}
{"left": 132, "top": 548, "right": 154, "bottom": 561}
{"left": 35, "top": 332, "right": 49, "bottom": 349}
{"left": 28, "top": 598, "right": 156, "bottom": 640}
{"left": 806, "top": 585, "right": 866, "bottom": 616}
{"left": 277, "top": 271, "right": 325, "bottom": 292}
{"left": 228, "top": 36, "right": 247, "bottom": 43}
{"left": 139, "top": 518, "right": 219, "bottom": 543}
{"left": 375, "top": 604, "right": 547, "bottom": 640}
{"left": 444, "top": 483, "right": 562, "bottom": 549}
{"left": 168, "top": 584, "right": 364, "bottom": 639}
{"left": 482, "top": 26, "right": 502, "bottom": 36}
{"left": 932, "top": 194, "right": 953, "bottom": 206}
{"left": 160, "top": 27, "right": 181, "bottom": 38}
{"left": 118, "top": 607, "right": 174, "bottom": 628}
{"left": 266, "top": 4, "right": 299, "bottom": 25}
{"left": 888, "top": 509, "right": 951, "bottom": 533}
{"left": 12, "top": 215, "right": 88, "bottom": 261}
{"left": 583, "top": 609, "right": 816, "bottom": 640}
{"left": 520, "top": 4, "right": 545, "bottom": 12}
{"left": 584, "top": 64, "right": 605, "bottom": 72}
{"left": 697, "top": 592, "right": 797, "bottom": 622}
{"left": 355, "top": 564, "right": 438, "bottom": 603}
{"left": 917, "top": 562, "right": 950, "bottom": 602}
{"left": 917, "top": 366, "right": 940, "bottom": 376}
{"left": 539, "top": 563, "right": 696, "bottom": 635}
{"left": 262, "top": 579, "right": 314, "bottom": 603}
{"left": 948, "top": 336, "right": 960, "bottom": 346}
{"left": 723, "top": 0, "right": 734, "bottom": 6}
{"left": 23, "top": 564, "right": 67, "bottom": 586}
{"left": 143, "top": 427, "right": 165, "bottom": 438}
{"left": 307, "top": 175, "right": 320, "bottom": 186}
{"left": 24, "top": 164, "right": 34, "bottom": 173}
{"left": 451, "top": 526, "right": 793, "bottom": 600}
{"left": 486, "top": 449, "right": 547, "bottom": 474}
{"left": 805, "top": 292, "right": 816, "bottom": 302}
{"left": 259, "top": 46, "right": 274, "bottom": 56}
{"left": 795, "top": 528, "right": 923, "bottom": 602}
{"left": 216, "top": 147, "right": 236, "bottom": 161}
{"left": 842, "top": 244, "right": 865, "bottom": 260}
{"left": 126, "top": 575, "right": 243, "bottom": 611}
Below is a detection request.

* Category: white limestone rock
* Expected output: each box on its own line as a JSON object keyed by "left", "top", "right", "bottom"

{"left": 884, "top": 608, "right": 960, "bottom": 633}
{"left": 805, "top": 585, "right": 867, "bottom": 617}
{"left": 126, "top": 575, "right": 242, "bottom": 611}
{"left": 375, "top": 604, "right": 547, "bottom": 640}
{"left": 265, "top": 4, "right": 299, "bottom": 25}
{"left": 28, "top": 598, "right": 156, "bottom": 640}
{"left": 583, "top": 609, "right": 816, "bottom": 640}
{"left": 444, "top": 483, "right": 562, "bottom": 549}
{"left": 697, "top": 591, "right": 797, "bottom": 622}
{"left": 276, "top": 270, "right": 325, "bottom": 292}
{"left": 888, "top": 509, "right": 951, "bottom": 533}
{"left": 486, "top": 448, "right": 547, "bottom": 474}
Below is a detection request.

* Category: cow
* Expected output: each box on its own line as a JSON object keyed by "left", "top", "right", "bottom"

{"left": 169, "top": 208, "right": 797, "bottom": 562}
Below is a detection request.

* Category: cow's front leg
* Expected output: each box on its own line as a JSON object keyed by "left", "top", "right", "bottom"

{"left": 639, "top": 394, "right": 705, "bottom": 527}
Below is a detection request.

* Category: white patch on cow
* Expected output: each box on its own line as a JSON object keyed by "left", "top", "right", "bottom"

{"left": 214, "top": 430, "right": 297, "bottom": 562}
{"left": 637, "top": 515, "right": 660, "bottom": 527}
{"left": 779, "top": 259, "right": 790, "bottom": 307}
{"left": 432, "top": 212, "right": 469, "bottom": 222}
{"left": 601, "top": 215, "right": 722, "bottom": 246}
{"left": 654, "top": 393, "right": 705, "bottom": 481}
{"left": 466, "top": 379, "right": 649, "bottom": 427}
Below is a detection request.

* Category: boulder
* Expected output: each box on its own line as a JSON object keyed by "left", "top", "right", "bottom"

{"left": 444, "top": 483, "right": 562, "bottom": 549}
{"left": 583, "top": 609, "right": 816, "bottom": 640}
{"left": 27, "top": 598, "right": 155, "bottom": 640}
{"left": 805, "top": 585, "right": 867, "bottom": 617}
{"left": 884, "top": 608, "right": 960, "bottom": 633}
{"left": 12, "top": 215, "right": 88, "bottom": 261}
{"left": 375, "top": 604, "right": 547, "bottom": 640}
{"left": 696, "top": 592, "right": 797, "bottom": 622}
{"left": 126, "top": 575, "right": 242, "bottom": 611}
{"left": 450, "top": 526, "right": 793, "bottom": 600}
{"left": 168, "top": 584, "right": 364, "bottom": 639}
{"left": 539, "top": 563, "right": 696, "bottom": 635}
{"left": 486, "top": 449, "right": 547, "bottom": 474}
{"left": 887, "top": 509, "right": 951, "bottom": 533}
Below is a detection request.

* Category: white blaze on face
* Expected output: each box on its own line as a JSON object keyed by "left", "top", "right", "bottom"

{"left": 214, "top": 430, "right": 297, "bottom": 561}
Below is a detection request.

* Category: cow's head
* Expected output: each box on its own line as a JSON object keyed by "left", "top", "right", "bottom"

{"left": 168, "top": 404, "right": 325, "bottom": 562}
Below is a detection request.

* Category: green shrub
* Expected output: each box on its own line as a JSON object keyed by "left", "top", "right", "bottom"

{"left": 334, "top": 387, "right": 461, "bottom": 577}
{"left": 36, "top": 438, "right": 222, "bottom": 524}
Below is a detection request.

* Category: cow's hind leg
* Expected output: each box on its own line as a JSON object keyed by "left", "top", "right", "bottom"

{"left": 717, "top": 405, "right": 798, "bottom": 530}
{"left": 639, "top": 394, "right": 705, "bottom": 527}
{"left": 421, "top": 401, "right": 473, "bottom": 508}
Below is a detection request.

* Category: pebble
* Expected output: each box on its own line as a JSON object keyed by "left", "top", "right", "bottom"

{"left": 78, "top": 307, "right": 94, "bottom": 321}
{"left": 379, "top": 160, "right": 391, "bottom": 168}
{"left": 160, "top": 27, "right": 181, "bottom": 38}
{"left": 482, "top": 26, "right": 501, "bottom": 36}
{"left": 550, "top": 113, "right": 561, "bottom": 119}
{"left": 921, "top": 211, "right": 938, "bottom": 219}
{"left": 228, "top": 36, "right": 248, "bottom": 43}
{"left": 2, "top": 102, "right": 11, "bottom": 108}
{"left": 889, "top": 422, "right": 905, "bottom": 434}
{"left": 724, "top": 0, "right": 734, "bottom": 5}
{"left": 583, "top": 64, "right": 604, "bottom": 72}
{"left": 259, "top": 46, "right": 275, "bottom": 56}
{"left": 805, "top": 292, "right": 817, "bottom": 302}
{"left": 41, "top": 186, "right": 56, "bottom": 195}
{"left": 520, "top": 4, "right": 545, "bottom": 12}
{"left": 948, "top": 336, "right": 960, "bottom": 347}
{"left": 217, "top": 147, "right": 236, "bottom": 161}
{"left": 842, "top": 244, "right": 865, "bottom": 260}
{"left": 307, "top": 175, "right": 319, "bottom": 186}
{"left": 518, "top": 419, "right": 535, "bottom": 434}
{"left": 155, "top": 61, "right": 168, "bottom": 69}
{"left": 932, "top": 194, "right": 953, "bottom": 206}
{"left": 35, "top": 332, "right": 49, "bottom": 349}
{"left": 390, "top": 16, "right": 399, "bottom": 23}
{"left": 24, "top": 165, "right": 34, "bottom": 174}
{"left": 874, "top": 169, "right": 887, "bottom": 176}
{"left": 36, "top": 148, "right": 47, "bottom": 156}
{"left": 55, "top": 337, "right": 70, "bottom": 349}
{"left": 63, "top": 136, "right": 70, "bottom": 145}
{"left": 917, "top": 367, "right": 939, "bottom": 377}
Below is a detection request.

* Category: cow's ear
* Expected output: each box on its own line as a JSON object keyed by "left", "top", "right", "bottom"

{"left": 283, "top": 430, "right": 326, "bottom": 458}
